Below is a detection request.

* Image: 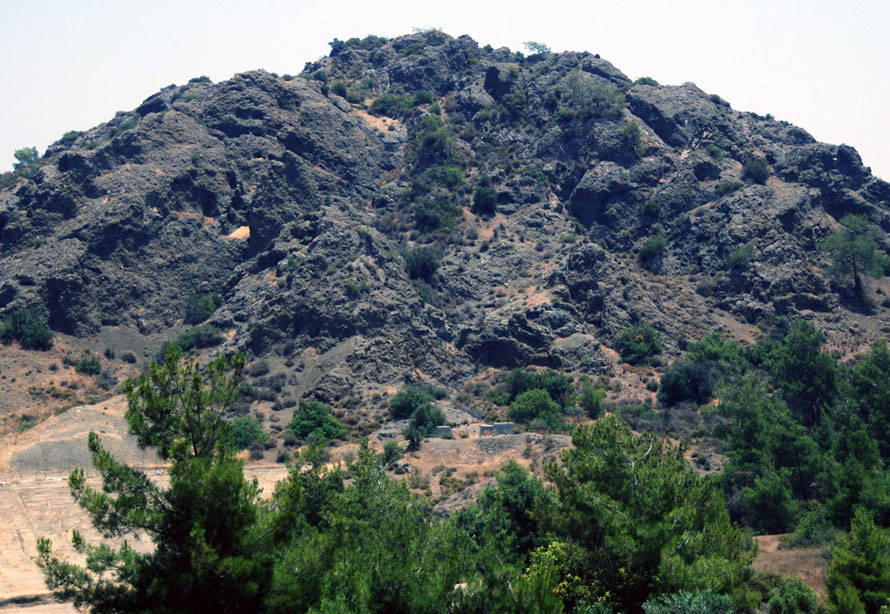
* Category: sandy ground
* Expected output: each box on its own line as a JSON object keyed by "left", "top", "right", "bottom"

{"left": 754, "top": 534, "right": 828, "bottom": 597}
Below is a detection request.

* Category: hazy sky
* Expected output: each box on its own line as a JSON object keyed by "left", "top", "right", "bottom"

{"left": 2, "top": 0, "right": 888, "bottom": 179}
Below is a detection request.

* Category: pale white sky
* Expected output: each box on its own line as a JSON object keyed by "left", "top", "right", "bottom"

{"left": 1, "top": 0, "right": 888, "bottom": 179}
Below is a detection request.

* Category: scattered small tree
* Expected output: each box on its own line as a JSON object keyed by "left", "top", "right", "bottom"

{"left": 184, "top": 292, "right": 222, "bottom": 324}
{"left": 743, "top": 157, "right": 769, "bottom": 184}
{"left": 405, "top": 247, "right": 439, "bottom": 280}
{"left": 1, "top": 307, "right": 53, "bottom": 350}
{"left": 230, "top": 415, "right": 268, "bottom": 450}
{"left": 288, "top": 399, "right": 346, "bottom": 443}
{"left": 523, "top": 41, "right": 551, "bottom": 54}
{"left": 820, "top": 214, "right": 886, "bottom": 296}
{"left": 616, "top": 323, "right": 663, "bottom": 365}
{"left": 13, "top": 146, "right": 39, "bottom": 170}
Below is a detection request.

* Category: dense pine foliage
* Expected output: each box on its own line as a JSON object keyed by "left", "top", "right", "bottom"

{"left": 36, "top": 317, "right": 890, "bottom": 612}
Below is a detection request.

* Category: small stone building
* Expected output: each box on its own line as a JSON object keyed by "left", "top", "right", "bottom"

{"left": 479, "top": 422, "right": 514, "bottom": 436}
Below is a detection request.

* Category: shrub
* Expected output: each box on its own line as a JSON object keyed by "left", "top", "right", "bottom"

{"left": 411, "top": 114, "right": 457, "bottom": 168}
{"left": 390, "top": 386, "right": 434, "bottom": 420}
{"left": 13, "top": 146, "right": 39, "bottom": 170}
{"left": 714, "top": 181, "right": 742, "bottom": 197}
{"left": 564, "top": 70, "right": 626, "bottom": 119}
{"left": 639, "top": 233, "right": 666, "bottom": 266}
{"left": 184, "top": 292, "right": 222, "bottom": 324}
{"left": 330, "top": 82, "right": 348, "bottom": 98}
{"left": 371, "top": 93, "right": 409, "bottom": 116}
{"left": 616, "top": 323, "right": 663, "bottom": 365}
{"left": 121, "top": 351, "right": 137, "bottom": 363}
{"left": 578, "top": 377, "right": 606, "bottom": 419}
{"left": 403, "top": 403, "right": 446, "bottom": 449}
{"left": 157, "top": 324, "right": 222, "bottom": 360}
{"left": 248, "top": 360, "right": 270, "bottom": 377}
{"left": 706, "top": 144, "right": 725, "bottom": 160}
{"left": 501, "top": 91, "right": 527, "bottom": 118}
{"left": 728, "top": 244, "right": 754, "bottom": 270}
{"left": 75, "top": 354, "right": 102, "bottom": 376}
{"left": 1, "top": 307, "right": 53, "bottom": 350}
{"left": 743, "top": 157, "right": 769, "bottom": 184}
{"left": 98, "top": 370, "right": 118, "bottom": 391}
{"left": 634, "top": 76, "right": 659, "bottom": 86}
{"left": 768, "top": 577, "right": 820, "bottom": 614}
{"left": 381, "top": 440, "right": 403, "bottom": 465}
{"left": 177, "top": 324, "right": 222, "bottom": 351}
{"left": 60, "top": 131, "right": 80, "bottom": 144}
{"left": 658, "top": 361, "right": 717, "bottom": 406}
{"left": 405, "top": 247, "right": 439, "bottom": 280}
{"left": 507, "top": 389, "right": 564, "bottom": 430}
{"left": 288, "top": 399, "right": 347, "bottom": 443}
{"left": 412, "top": 90, "right": 434, "bottom": 105}
{"left": 229, "top": 416, "right": 268, "bottom": 450}
{"left": 623, "top": 120, "right": 645, "bottom": 155}
{"left": 504, "top": 369, "right": 575, "bottom": 408}
{"left": 785, "top": 506, "right": 838, "bottom": 547}
{"left": 641, "top": 200, "right": 661, "bottom": 218}
{"left": 642, "top": 590, "right": 735, "bottom": 614}
{"left": 473, "top": 184, "right": 498, "bottom": 216}
{"left": 414, "top": 198, "right": 461, "bottom": 233}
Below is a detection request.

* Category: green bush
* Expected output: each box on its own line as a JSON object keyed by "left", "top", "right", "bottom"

{"left": 578, "top": 377, "right": 606, "bottom": 419}
{"left": 634, "top": 76, "right": 659, "bottom": 86}
{"left": 414, "top": 198, "right": 461, "bottom": 233}
{"left": 623, "top": 120, "right": 645, "bottom": 155}
{"left": 371, "top": 94, "right": 409, "bottom": 116}
{"left": 230, "top": 416, "right": 268, "bottom": 450}
{"left": 405, "top": 247, "right": 439, "bottom": 280}
{"left": 381, "top": 440, "right": 404, "bottom": 465}
{"left": 1, "top": 307, "right": 53, "bottom": 350}
{"left": 641, "top": 200, "right": 661, "bottom": 218}
{"left": 75, "top": 353, "right": 102, "bottom": 376}
{"left": 412, "top": 90, "right": 434, "bottom": 105}
{"left": 616, "top": 323, "right": 663, "bottom": 365}
{"left": 714, "top": 181, "right": 742, "bottom": 197}
{"left": 768, "top": 578, "right": 820, "bottom": 614}
{"left": 728, "top": 244, "right": 754, "bottom": 270}
{"left": 501, "top": 91, "right": 527, "bottom": 118}
{"left": 658, "top": 362, "right": 716, "bottom": 406}
{"left": 743, "top": 158, "right": 769, "bottom": 184}
{"left": 390, "top": 386, "right": 434, "bottom": 420}
{"left": 639, "top": 233, "right": 666, "bottom": 266}
{"left": 330, "top": 82, "right": 348, "bottom": 98}
{"left": 564, "top": 70, "right": 626, "bottom": 119}
{"left": 13, "top": 146, "right": 39, "bottom": 170}
{"left": 507, "top": 389, "right": 564, "bottom": 430}
{"left": 158, "top": 324, "right": 222, "bottom": 360}
{"left": 706, "top": 144, "right": 725, "bottom": 160}
{"left": 184, "top": 292, "right": 222, "bottom": 324}
{"left": 474, "top": 183, "right": 498, "bottom": 216}
{"left": 288, "top": 399, "right": 347, "bottom": 443}
{"left": 403, "top": 403, "right": 446, "bottom": 449}
{"left": 504, "top": 369, "right": 575, "bottom": 408}
{"left": 642, "top": 590, "right": 735, "bottom": 614}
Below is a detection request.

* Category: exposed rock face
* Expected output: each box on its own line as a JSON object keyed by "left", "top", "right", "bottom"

{"left": 2, "top": 31, "right": 889, "bottom": 406}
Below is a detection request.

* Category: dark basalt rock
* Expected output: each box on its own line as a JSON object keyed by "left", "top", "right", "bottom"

{"left": 1, "top": 30, "right": 889, "bottom": 410}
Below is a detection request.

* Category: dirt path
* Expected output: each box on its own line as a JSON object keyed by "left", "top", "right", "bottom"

{"left": 753, "top": 534, "right": 828, "bottom": 597}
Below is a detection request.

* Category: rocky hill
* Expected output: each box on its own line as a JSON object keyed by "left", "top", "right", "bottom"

{"left": 2, "top": 30, "right": 889, "bottom": 435}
